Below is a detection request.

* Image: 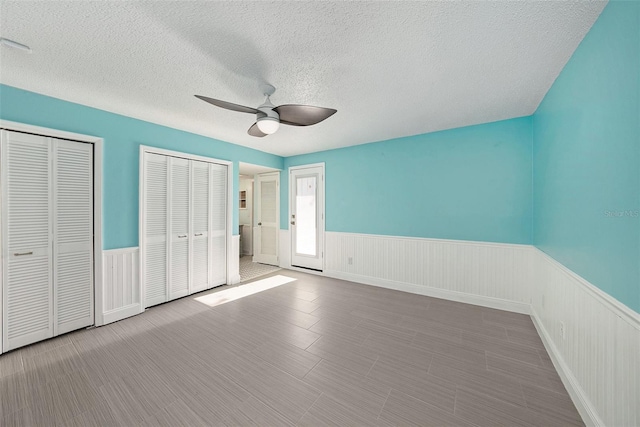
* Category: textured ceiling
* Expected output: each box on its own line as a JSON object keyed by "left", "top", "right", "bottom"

{"left": 0, "top": 1, "right": 606, "bottom": 156}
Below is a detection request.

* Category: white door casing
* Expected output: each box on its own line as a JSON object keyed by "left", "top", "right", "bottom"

{"left": 290, "top": 164, "right": 325, "bottom": 271}
{"left": 253, "top": 172, "right": 279, "bottom": 266}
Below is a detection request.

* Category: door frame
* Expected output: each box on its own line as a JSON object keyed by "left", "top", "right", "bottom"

{"left": 139, "top": 145, "right": 233, "bottom": 311}
{"left": 0, "top": 120, "right": 103, "bottom": 355}
{"left": 288, "top": 163, "right": 325, "bottom": 271}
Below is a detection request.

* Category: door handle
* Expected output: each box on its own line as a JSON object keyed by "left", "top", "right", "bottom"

{"left": 291, "top": 221, "right": 296, "bottom": 225}
{"left": 14, "top": 251, "right": 33, "bottom": 256}
{"left": 194, "top": 233, "right": 203, "bottom": 237}
{"left": 178, "top": 234, "right": 187, "bottom": 238}
{"left": 258, "top": 222, "right": 262, "bottom": 226}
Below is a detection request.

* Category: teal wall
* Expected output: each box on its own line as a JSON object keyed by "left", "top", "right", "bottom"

{"left": 2, "top": 2, "right": 637, "bottom": 312}
{"left": 282, "top": 117, "right": 533, "bottom": 244}
{"left": 0, "top": 84, "right": 284, "bottom": 249}
{"left": 532, "top": 1, "right": 640, "bottom": 312}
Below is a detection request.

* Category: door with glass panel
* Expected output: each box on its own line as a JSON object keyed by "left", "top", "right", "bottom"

{"left": 290, "top": 164, "right": 324, "bottom": 271}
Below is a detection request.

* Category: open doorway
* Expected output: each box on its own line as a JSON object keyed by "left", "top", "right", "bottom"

{"left": 238, "top": 162, "right": 281, "bottom": 282}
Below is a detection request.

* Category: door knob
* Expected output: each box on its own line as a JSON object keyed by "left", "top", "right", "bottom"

{"left": 258, "top": 222, "right": 262, "bottom": 226}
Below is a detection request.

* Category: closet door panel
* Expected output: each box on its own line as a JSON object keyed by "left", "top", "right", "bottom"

{"left": 169, "top": 157, "right": 190, "bottom": 300}
{"left": 210, "top": 163, "right": 227, "bottom": 286}
{"left": 2, "top": 131, "right": 53, "bottom": 351}
{"left": 191, "top": 161, "right": 210, "bottom": 293}
{"left": 144, "top": 153, "right": 168, "bottom": 307}
{"left": 53, "top": 139, "right": 94, "bottom": 335}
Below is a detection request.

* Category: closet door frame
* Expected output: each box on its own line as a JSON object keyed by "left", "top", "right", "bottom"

{"left": 0, "top": 120, "right": 104, "bottom": 355}
{"left": 139, "top": 145, "right": 233, "bottom": 311}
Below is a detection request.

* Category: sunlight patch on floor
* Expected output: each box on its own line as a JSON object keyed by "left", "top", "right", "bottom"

{"left": 194, "top": 275, "right": 297, "bottom": 307}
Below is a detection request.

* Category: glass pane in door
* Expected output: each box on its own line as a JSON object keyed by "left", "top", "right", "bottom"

{"left": 295, "top": 176, "right": 317, "bottom": 256}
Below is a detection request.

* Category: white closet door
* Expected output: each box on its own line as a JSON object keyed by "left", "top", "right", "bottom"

{"left": 1, "top": 131, "right": 53, "bottom": 351}
{"left": 169, "top": 157, "right": 190, "bottom": 300}
{"left": 53, "top": 139, "right": 94, "bottom": 335}
{"left": 191, "top": 161, "right": 210, "bottom": 293}
{"left": 144, "top": 153, "right": 168, "bottom": 307}
{"left": 209, "top": 163, "right": 227, "bottom": 286}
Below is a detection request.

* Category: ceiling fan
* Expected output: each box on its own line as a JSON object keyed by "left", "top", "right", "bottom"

{"left": 195, "top": 84, "right": 337, "bottom": 137}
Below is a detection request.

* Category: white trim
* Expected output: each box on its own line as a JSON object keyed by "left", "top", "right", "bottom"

{"left": 103, "top": 246, "right": 139, "bottom": 255}
{"left": 332, "top": 230, "right": 533, "bottom": 249}
{"left": 140, "top": 145, "right": 233, "bottom": 167}
{"left": 288, "top": 163, "right": 325, "bottom": 271}
{"left": 535, "top": 248, "right": 639, "bottom": 329}
{"left": 229, "top": 235, "right": 241, "bottom": 285}
{"left": 324, "top": 270, "right": 531, "bottom": 314}
{"left": 278, "top": 229, "right": 291, "bottom": 269}
{"left": 531, "top": 307, "right": 603, "bottom": 427}
{"left": 139, "top": 145, "right": 233, "bottom": 310}
{"left": 0, "top": 120, "right": 105, "bottom": 335}
{"left": 103, "top": 303, "right": 142, "bottom": 325}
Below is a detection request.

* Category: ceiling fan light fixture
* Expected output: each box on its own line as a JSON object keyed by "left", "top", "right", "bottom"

{"left": 256, "top": 117, "right": 280, "bottom": 134}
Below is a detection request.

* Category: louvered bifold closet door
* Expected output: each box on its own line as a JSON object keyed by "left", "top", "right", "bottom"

{"left": 190, "top": 161, "right": 210, "bottom": 293}
{"left": 1, "top": 131, "right": 53, "bottom": 351}
{"left": 53, "top": 139, "right": 94, "bottom": 335}
{"left": 209, "top": 163, "right": 227, "bottom": 286}
{"left": 144, "top": 153, "right": 169, "bottom": 307}
{"left": 169, "top": 157, "right": 190, "bottom": 300}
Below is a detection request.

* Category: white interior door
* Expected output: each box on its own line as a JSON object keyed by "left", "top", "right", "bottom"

{"left": 143, "top": 152, "right": 168, "bottom": 307}
{"left": 290, "top": 165, "right": 324, "bottom": 271}
{"left": 253, "top": 172, "right": 279, "bottom": 266}
{"left": 209, "top": 163, "right": 227, "bottom": 286}
{"left": 191, "top": 160, "right": 210, "bottom": 293}
{"left": 1, "top": 131, "right": 53, "bottom": 351}
{"left": 53, "top": 139, "right": 94, "bottom": 335}
{"left": 169, "top": 157, "right": 190, "bottom": 300}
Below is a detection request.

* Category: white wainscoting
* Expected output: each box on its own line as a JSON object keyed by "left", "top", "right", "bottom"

{"left": 324, "top": 231, "right": 534, "bottom": 314}
{"left": 101, "top": 247, "right": 141, "bottom": 325}
{"left": 531, "top": 249, "right": 639, "bottom": 427}
{"left": 229, "top": 234, "right": 241, "bottom": 285}
{"left": 279, "top": 229, "right": 291, "bottom": 269}
{"left": 319, "top": 231, "right": 639, "bottom": 427}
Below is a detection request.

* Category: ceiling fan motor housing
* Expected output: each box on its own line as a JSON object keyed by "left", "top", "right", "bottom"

{"left": 256, "top": 95, "right": 280, "bottom": 134}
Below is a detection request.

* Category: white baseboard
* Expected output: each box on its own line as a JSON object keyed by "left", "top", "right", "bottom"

{"left": 325, "top": 231, "right": 534, "bottom": 307}
{"left": 229, "top": 235, "right": 241, "bottom": 285}
{"left": 532, "top": 248, "right": 639, "bottom": 427}
{"left": 103, "top": 303, "right": 143, "bottom": 325}
{"left": 95, "top": 231, "right": 640, "bottom": 427}
{"left": 320, "top": 231, "right": 638, "bottom": 427}
{"left": 325, "top": 270, "right": 531, "bottom": 314}
{"left": 530, "top": 307, "right": 603, "bottom": 427}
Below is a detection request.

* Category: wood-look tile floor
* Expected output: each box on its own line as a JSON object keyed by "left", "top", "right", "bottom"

{"left": 0, "top": 270, "right": 584, "bottom": 426}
